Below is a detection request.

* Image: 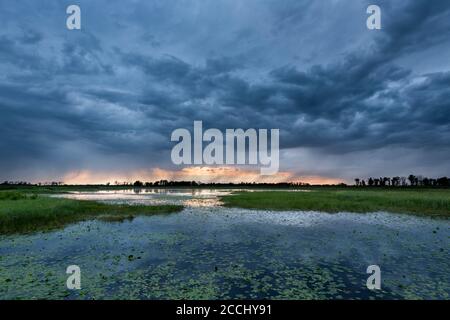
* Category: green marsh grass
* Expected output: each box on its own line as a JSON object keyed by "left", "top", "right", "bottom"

{"left": 221, "top": 189, "right": 450, "bottom": 218}
{"left": 0, "top": 192, "right": 183, "bottom": 234}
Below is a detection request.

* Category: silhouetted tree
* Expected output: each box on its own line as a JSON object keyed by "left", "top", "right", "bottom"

{"left": 437, "top": 177, "right": 449, "bottom": 187}
{"left": 133, "top": 180, "right": 144, "bottom": 187}
{"left": 391, "top": 177, "right": 400, "bottom": 186}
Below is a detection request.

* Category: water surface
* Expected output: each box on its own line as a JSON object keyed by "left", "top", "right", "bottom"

{"left": 0, "top": 189, "right": 448, "bottom": 299}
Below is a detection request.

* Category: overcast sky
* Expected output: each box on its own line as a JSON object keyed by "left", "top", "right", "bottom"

{"left": 0, "top": 0, "right": 449, "bottom": 184}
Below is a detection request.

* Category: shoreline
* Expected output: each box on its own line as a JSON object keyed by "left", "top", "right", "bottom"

{"left": 0, "top": 191, "right": 183, "bottom": 235}
{"left": 219, "top": 190, "right": 450, "bottom": 218}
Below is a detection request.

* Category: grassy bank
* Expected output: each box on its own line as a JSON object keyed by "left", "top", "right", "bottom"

{"left": 220, "top": 189, "right": 450, "bottom": 218}
{"left": 0, "top": 191, "right": 183, "bottom": 235}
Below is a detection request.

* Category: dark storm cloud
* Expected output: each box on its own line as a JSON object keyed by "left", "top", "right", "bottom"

{"left": 380, "top": 0, "right": 450, "bottom": 54}
{"left": 0, "top": 35, "right": 44, "bottom": 69}
{"left": 0, "top": 0, "right": 449, "bottom": 181}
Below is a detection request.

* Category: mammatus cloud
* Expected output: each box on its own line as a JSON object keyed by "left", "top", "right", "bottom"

{"left": 0, "top": 0, "right": 449, "bottom": 183}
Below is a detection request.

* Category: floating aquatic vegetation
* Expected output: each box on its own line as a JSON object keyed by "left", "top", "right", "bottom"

{"left": 0, "top": 190, "right": 449, "bottom": 300}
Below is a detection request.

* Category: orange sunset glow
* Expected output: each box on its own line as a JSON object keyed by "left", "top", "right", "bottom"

{"left": 62, "top": 166, "right": 344, "bottom": 185}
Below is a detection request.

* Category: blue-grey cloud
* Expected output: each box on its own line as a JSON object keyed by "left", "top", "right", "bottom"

{"left": 0, "top": 0, "right": 449, "bottom": 182}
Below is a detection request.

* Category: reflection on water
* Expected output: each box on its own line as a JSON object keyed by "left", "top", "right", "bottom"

{"left": 1, "top": 189, "right": 449, "bottom": 300}
{"left": 51, "top": 188, "right": 233, "bottom": 207}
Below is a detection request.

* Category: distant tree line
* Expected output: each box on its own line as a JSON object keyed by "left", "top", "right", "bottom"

{"left": 129, "top": 180, "right": 311, "bottom": 188}
{"left": 1, "top": 179, "right": 312, "bottom": 188}
{"left": 1, "top": 181, "right": 64, "bottom": 186}
{"left": 1, "top": 180, "right": 313, "bottom": 187}
{"left": 2, "top": 175, "right": 449, "bottom": 188}
{"left": 354, "top": 175, "right": 450, "bottom": 187}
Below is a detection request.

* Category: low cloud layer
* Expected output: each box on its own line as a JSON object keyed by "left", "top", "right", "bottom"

{"left": 0, "top": 0, "right": 449, "bottom": 183}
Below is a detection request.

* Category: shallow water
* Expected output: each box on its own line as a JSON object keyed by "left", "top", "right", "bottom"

{"left": 0, "top": 189, "right": 449, "bottom": 299}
